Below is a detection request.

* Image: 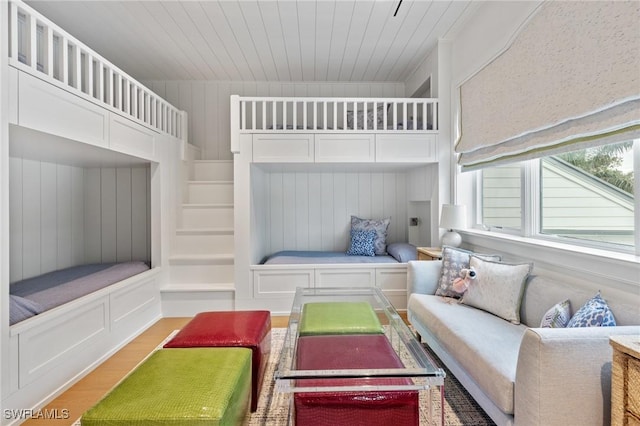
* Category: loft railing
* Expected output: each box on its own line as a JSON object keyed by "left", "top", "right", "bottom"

{"left": 7, "top": 0, "right": 187, "bottom": 141}
{"left": 232, "top": 96, "right": 438, "bottom": 133}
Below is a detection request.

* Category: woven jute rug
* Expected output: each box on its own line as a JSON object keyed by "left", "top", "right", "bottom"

{"left": 77, "top": 328, "right": 495, "bottom": 425}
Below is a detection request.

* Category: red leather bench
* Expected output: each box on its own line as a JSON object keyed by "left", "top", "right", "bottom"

{"left": 164, "top": 310, "right": 271, "bottom": 412}
{"left": 294, "top": 334, "right": 419, "bottom": 426}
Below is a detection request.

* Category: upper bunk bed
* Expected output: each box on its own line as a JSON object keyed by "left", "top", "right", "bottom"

{"left": 230, "top": 95, "right": 440, "bottom": 164}
{"left": 3, "top": 0, "right": 188, "bottom": 415}
{"left": 8, "top": 0, "right": 187, "bottom": 162}
{"left": 231, "top": 94, "right": 442, "bottom": 312}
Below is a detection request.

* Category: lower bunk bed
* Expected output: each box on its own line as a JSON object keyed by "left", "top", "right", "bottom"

{"left": 252, "top": 244, "right": 417, "bottom": 311}
{"left": 10, "top": 261, "right": 150, "bottom": 325}
{"left": 4, "top": 262, "right": 162, "bottom": 421}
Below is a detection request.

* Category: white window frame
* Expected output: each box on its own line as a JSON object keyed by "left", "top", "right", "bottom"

{"left": 474, "top": 142, "right": 639, "bottom": 256}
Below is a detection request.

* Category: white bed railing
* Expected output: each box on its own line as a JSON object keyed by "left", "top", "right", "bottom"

{"left": 232, "top": 95, "right": 438, "bottom": 134}
{"left": 7, "top": 0, "right": 187, "bottom": 141}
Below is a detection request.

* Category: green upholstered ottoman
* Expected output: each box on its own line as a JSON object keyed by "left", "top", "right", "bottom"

{"left": 81, "top": 348, "right": 251, "bottom": 426}
{"left": 299, "top": 302, "right": 384, "bottom": 336}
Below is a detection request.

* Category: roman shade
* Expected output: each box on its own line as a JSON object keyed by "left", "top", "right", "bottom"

{"left": 456, "top": 1, "right": 640, "bottom": 170}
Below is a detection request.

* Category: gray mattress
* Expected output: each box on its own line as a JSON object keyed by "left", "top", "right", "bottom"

{"left": 10, "top": 262, "right": 150, "bottom": 325}
{"left": 262, "top": 251, "right": 400, "bottom": 265}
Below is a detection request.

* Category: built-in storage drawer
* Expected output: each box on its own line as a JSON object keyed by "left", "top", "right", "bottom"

{"left": 18, "top": 296, "right": 109, "bottom": 387}
{"left": 109, "top": 114, "right": 157, "bottom": 160}
{"left": 315, "top": 134, "right": 375, "bottom": 162}
{"left": 110, "top": 275, "right": 159, "bottom": 327}
{"left": 315, "top": 267, "right": 376, "bottom": 287}
{"left": 376, "top": 134, "right": 437, "bottom": 163}
{"left": 18, "top": 71, "right": 109, "bottom": 148}
{"left": 253, "top": 268, "right": 314, "bottom": 298}
{"left": 253, "top": 134, "right": 315, "bottom": 162}
{"left": 376, "top": 268, "right": 408, "bottom": 310}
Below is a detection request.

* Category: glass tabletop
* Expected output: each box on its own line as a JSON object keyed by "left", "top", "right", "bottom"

{"left": 275, "top": 286, "right": 445, "bottom": 393}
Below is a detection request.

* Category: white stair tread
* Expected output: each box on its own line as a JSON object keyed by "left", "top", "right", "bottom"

{"left": 176, "top": 227, "right": 234, "bottom": 235}
{"left": 187, "top": 180, "right": 233, "bottom": 184}
{"left": 169, "top": 254, "right": 234, "bottom": 265}
{"left": 182, "top": 203, "right": 234, "bottom": 208}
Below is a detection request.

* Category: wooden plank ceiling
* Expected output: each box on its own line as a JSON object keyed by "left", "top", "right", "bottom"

{"left": 26, "top": 0, "right": 473, "bottom": 83}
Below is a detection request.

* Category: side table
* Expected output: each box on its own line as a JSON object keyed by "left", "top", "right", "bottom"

{"left": 417, "top": 247, "right": 442, "bottom": 261}
{"left": 610, "top": 335, "right": 640, "bottom": 425}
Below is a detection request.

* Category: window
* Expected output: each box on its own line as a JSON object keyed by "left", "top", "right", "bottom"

{"left": 479, "top": 141, "right": 637, "bottom": 252}
{"left": 481, "top": 165, "right": 522, "bottom": 230}
{"left": 541, "top": 142, "right": 635, "bottom": 247}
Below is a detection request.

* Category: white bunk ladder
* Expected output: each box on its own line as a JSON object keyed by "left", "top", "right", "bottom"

{"left": 164, "top": 158, "right": 235, "bottom": 315}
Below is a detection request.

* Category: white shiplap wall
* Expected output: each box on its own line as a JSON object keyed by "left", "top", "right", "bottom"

{"left": 9, "top": 158, "right": 150, "bottom": 283}
{"left": 251, "top": 167, "right": 416, "bottom": 258}
{"left": 143, "top": 80, "right": 405, "bottom": 160}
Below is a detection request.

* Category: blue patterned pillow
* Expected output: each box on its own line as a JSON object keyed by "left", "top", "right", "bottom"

{"left": 540, "top": 299, "right": 571, "bottom": 328}
{"left": 346, "top": 229, "right": 376, "bottom": 256}
{"left": 567, "top": 292, "right": 617, "bottom": 327}
{"left": 350, "top": 216, "right": 390, "bottom": 255}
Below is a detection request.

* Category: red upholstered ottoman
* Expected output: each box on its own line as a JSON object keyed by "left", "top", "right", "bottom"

{"left": 294, "top": 334, "right": 419, "bottom": 426}
{"left": 164, "top": 310, "right": 271, "bottom": 412}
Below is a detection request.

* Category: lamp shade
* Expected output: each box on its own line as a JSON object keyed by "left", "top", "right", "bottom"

{"left": 440, "top": 204, "right": 466, "bottom": 230}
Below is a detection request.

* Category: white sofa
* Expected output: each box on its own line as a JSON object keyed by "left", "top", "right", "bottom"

{"left": 407, "top": 260, "right": 640, "bottom": 426}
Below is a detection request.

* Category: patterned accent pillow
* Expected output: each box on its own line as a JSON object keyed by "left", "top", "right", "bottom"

{"left": 567, "top": 292, "right": 617, "bottom": 327}
{"left": 461, "top": 256, "right": 532, "bottom": 324}
{"left": 346, "top": 104, "right": 387, "bottom": 130}
{"left": 435, "top": 246, "right": 501, "bottom": 298}
{"left": 346, "top": 229, "right": 376, "bottom": 256}
{"left": 540, "top": 299, "right": 571, "bottom": 328}
{"left": 350, "top": 216, "right": 390, "bottom": 255}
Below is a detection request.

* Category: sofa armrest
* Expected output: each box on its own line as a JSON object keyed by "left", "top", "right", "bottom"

{"left": 407, "top": 260, "right": 442, "bottom": 296}
{"left": 514, "top": 325, "right": 640, "bottom": 426}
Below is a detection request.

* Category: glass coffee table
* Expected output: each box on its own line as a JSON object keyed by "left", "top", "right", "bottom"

{"left": 275, "top": 287, "right": 445, "bottom": 425}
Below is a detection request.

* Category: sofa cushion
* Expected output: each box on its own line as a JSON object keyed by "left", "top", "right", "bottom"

{"left": 540, "top": 299, "right": 571, "bottom": 328}
{"left": 568, "top": 292, "right": 617, "bottom": 327}
{"left": 435, "top": 247, "right": 501, "bottom": 298}
{"left": 408, "top": 294, "right": 527, "bottom": 414}
{"left": 461, "top": 257, "right": 532, "bottom": 324}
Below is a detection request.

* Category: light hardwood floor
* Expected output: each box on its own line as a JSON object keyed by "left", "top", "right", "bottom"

{"left": 21, "top": 316, "right": 291, "bottom": 425}
{"left": 21, "top": 313, "right": 405, "bottom": 425}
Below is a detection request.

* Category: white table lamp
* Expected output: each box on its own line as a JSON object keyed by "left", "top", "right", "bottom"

{"left": 440, "top": 204, "right": 466, "bottom": 248}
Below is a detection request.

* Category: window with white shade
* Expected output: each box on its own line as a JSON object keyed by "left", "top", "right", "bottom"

{"left": 479, "top": 141, "right": 637, "bottom": 252}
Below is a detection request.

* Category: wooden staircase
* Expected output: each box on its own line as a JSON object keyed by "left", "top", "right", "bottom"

{"left": 162, "top": 160, "right": 235, "bottom": 316}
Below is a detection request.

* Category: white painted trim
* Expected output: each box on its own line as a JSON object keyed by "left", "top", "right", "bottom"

{"left": 460, "top": 229, "right": 640, "bottom": 294}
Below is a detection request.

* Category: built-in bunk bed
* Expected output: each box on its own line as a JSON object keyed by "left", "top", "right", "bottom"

{"left": 3, "top": 1, "right": 186, "bottom": 418}
{"left": 231, "top": 95, "right": 441, "bottom": 313}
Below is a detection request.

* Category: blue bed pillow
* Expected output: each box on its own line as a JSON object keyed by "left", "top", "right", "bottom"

{"left": 346, "top": 229, "right": 376, "bottom": 256}
{"left": 350, "top": 216, "right": 391, "bottom": 255}
{"left": 386, "top": 243, "right": 417, "bottom": 262}
{"left": 10, "top": 295, "right": 45, "bottom": 325}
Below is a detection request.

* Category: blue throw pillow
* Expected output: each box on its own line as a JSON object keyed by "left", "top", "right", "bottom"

{"left": 386, "top": 243, "right": 417, "bottom": 262}
{"left": 350, "top": 216, "right": 390, "bottom": 255}
{"left": 567, "top": 292, "right": 617, "bottom": 327}
{"left": 346, "top": 229, "right": 376, "bottom": 256}
{"left": 540, "top": 299, "right": 571, "bottom": 328}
